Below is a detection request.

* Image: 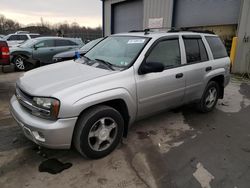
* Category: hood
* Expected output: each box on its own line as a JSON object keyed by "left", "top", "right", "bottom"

{"left": 17, "top": 60, "right": 115, "bottom": 96}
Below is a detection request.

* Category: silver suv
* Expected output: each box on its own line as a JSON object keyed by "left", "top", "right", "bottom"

{"left": 10, "top": 30, "right": 230, "bottom": 159}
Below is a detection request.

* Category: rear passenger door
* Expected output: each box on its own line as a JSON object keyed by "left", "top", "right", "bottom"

{"left": 136, "top": 36, "right": 186, "bottom": 118}
{"left": 55, "top": 39, "right": 78, "bottom": 55}
{"left": 182, "top": 35, "right": 211, "bottom": 103}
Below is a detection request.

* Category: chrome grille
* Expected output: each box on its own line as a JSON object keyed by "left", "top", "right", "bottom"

{"left": 15, "top": 86, "right": 50, "bottom": 116}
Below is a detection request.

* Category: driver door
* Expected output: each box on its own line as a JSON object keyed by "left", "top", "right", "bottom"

{"left": 135, "top": 36, "right": 186, "bottom": 118}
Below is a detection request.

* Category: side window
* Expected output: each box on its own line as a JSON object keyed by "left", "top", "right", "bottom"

{"left": 67, "top": 40, "right": 77, "bottom": 46}
{"left": 55, "top": 39, "right": 76, "bottom": 46}
{"left": 19, "top": 35, "right": 28, "bottom": 40}
{"left": 30, "top": 35, "right": 40, "bottom": 39}
{"left": 183, "top": 38, "right": 208, "bottom": 64}
{"left": 146, "top": 39, "right": 181, "bottom": 68}
{"left": 35, "top": 40, "right": 54, "bottom": 48}
{"left": 7, "top": 35, "right": 18, "bottom": 41}
{"left": 205, "top": 36, "right": 228, "bottom": 59}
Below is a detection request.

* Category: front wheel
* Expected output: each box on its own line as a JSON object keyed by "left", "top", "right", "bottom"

{"left": 197, "top": 81, "right": 219, "bottom": 113}
{"left": 74, "top": 105, "right": 124, "bottom": 159}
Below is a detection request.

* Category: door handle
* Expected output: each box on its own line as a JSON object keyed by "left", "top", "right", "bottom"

{"left": 206, "top": 66, "right": 212, "bottom": 72}
{"left": 176, "top": 73, "right": 183, "bottom": 79}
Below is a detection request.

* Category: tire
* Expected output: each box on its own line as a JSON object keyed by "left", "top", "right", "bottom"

{"left": 73, "top": 105, "right": 124, "bottom": 159}
{"left": 197, "top": 81, "right": 219, "bottom": 113}
{"left": 13, "top": 55, "right": 26, "bottom": 71}
{"left": 13, "top": 55, "right": 34, "bottom": 71}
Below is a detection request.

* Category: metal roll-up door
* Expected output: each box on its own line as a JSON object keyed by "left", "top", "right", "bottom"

{"left": 112, "top": 0, "right": 143, "bottom": 34}
{"left": 173, "top": 0, "right": 241, "bottom": 28}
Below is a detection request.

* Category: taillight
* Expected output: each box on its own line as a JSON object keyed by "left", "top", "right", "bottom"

{"left": 1, "top": 47, "right": 10, "bottom": 59}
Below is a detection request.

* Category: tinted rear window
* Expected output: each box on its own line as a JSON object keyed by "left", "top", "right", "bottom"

{"left": 205, "top": 36, "right": 228, "bottom": 59}
{"left": 184, "top": 38, "right": 208, "bottom": 64}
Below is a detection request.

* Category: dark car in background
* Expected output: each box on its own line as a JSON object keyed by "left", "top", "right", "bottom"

{"left": 0, "top": 39, "right": 10, "bottom": 66}
{"left": 10, "top": 37, "right": 84, "bottom": 71}
{"left": 53, "top": 38, "right": 103, "bottom": 63}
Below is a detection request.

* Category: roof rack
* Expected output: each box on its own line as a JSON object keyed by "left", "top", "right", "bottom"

{"left": 129, "top": 27, "right": 215, "bottom": 35}
{"left": 167, "top": 28, "right": 215, "bottom": 34}
{"left": 129, "top": 29, "right": 150, "bottom": 35}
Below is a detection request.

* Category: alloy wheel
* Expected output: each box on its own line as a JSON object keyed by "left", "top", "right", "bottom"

{"left": 88, "top": 117, "right": 118, "bottom": 152}
{"left": 15, "top": 57, "right": 25, "bottom": 70}
{"left": 205, "top": 87, "right": 217, "bottom": 108}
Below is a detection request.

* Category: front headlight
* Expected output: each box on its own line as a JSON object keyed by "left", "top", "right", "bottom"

{"left": 33, "top": 97, "right": 60, "bottom": 119}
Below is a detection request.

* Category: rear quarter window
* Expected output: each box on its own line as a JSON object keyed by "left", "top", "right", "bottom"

{"left": 205, "top": 36, "right": 228, "bottom": 59}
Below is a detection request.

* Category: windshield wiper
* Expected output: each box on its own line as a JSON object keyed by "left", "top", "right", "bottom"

{"left": 95, "top": 58, "right": 115, "bottom": 70}
{"left": 82, "top": 56, "right": 90, "bottom": 61}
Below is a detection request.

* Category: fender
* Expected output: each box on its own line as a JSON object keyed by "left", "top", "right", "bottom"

{"left": 10, "top": 51, "right": 35, "bottom": 64}
{"left": 204, "top": 67, "right": 225, "bottom": 86}
{"left": 59, "top": 88, "right": 137, "bottom": 125}
{"left": 11, "top": 51, "right": 32, "bottom": 59}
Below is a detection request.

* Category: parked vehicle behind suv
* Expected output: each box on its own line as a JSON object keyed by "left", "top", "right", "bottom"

{"left": 10, "top": 37, "right": 84, "bottom": 71}
{"left": 0, "top": 39, "right": 10, "bottom": 66}
{"left": 4, "top": 31, "right": 40, "bottom": 48}
{"left": 53, "top": 38, "right": 103, "bottom": 63}
{"left": 10, "top": 30, "right": 230, "bottom": 159}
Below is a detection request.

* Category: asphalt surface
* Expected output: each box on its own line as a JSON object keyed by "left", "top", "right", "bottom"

{"left": 0, "top": 72, "right": 250, "bottom": 188}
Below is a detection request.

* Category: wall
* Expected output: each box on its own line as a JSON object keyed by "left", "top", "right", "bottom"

{"left": 143, "top": 0, "right": 173, "bottom": 29}
{"left": 233, "top": 0, "right": 250, "bottom": 74}
{"left": 103, "top": 0, "right": 174, "bottom": 36}
{"left": 103, "top": 0, "right": 127, "bottom": 36}
{"left": 173, "top": 0, "right": 241, "bottom": 28}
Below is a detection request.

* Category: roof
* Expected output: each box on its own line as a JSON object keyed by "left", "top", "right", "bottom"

{"left": 33, "top": 36, "right": 78, "bottom": 40}
{"left": 113, "top": 31, "right": 217, "bottom": 39}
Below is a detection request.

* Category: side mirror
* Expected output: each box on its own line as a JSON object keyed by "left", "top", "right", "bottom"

{"left": 33, "top": 45, "right": 38, "bottom": 50}
{"left": 139, "top": 62, "right": 164, "bottom": 75}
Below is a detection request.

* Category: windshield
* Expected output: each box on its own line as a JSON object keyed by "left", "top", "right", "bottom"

{"left": 19, "top": 39, "right": 37, "bottom": 48}
{"left": 84, "top": 36, "right": 149, "bottom": 67}
{"left": 80, "top": 38, "right": 103, "bottom": 52}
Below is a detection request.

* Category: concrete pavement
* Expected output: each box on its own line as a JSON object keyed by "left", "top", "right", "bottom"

{"left": 0, "top": 72, "right": 249, "bottom": 188}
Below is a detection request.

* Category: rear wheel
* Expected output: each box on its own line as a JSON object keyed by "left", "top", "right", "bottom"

{"left": 13, "top": 56, "right": 25, "bottom": 71}
{"left": 74, "top": 105, "right": 124, "bottom": 159}
{"left": 13, "top": 55, "right": 34, "bottom": 71}
{"left": 197, "top": 81, "right": 219, "bottom": 113}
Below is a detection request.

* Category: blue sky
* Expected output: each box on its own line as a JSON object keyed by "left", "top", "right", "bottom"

{"left": 0, "top": 0, "right": 102, "bottom": 27}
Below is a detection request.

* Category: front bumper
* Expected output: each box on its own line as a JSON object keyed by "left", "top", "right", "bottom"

{"left": 10, "top": 95, "right": 77, "bottom": 149}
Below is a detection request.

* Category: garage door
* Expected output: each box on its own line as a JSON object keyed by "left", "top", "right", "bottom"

{"left": 112, "top": 0, "right": 143, "bottom": 34}
{"left": 173, "top": 0, "right": 241, "bottom": 28}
